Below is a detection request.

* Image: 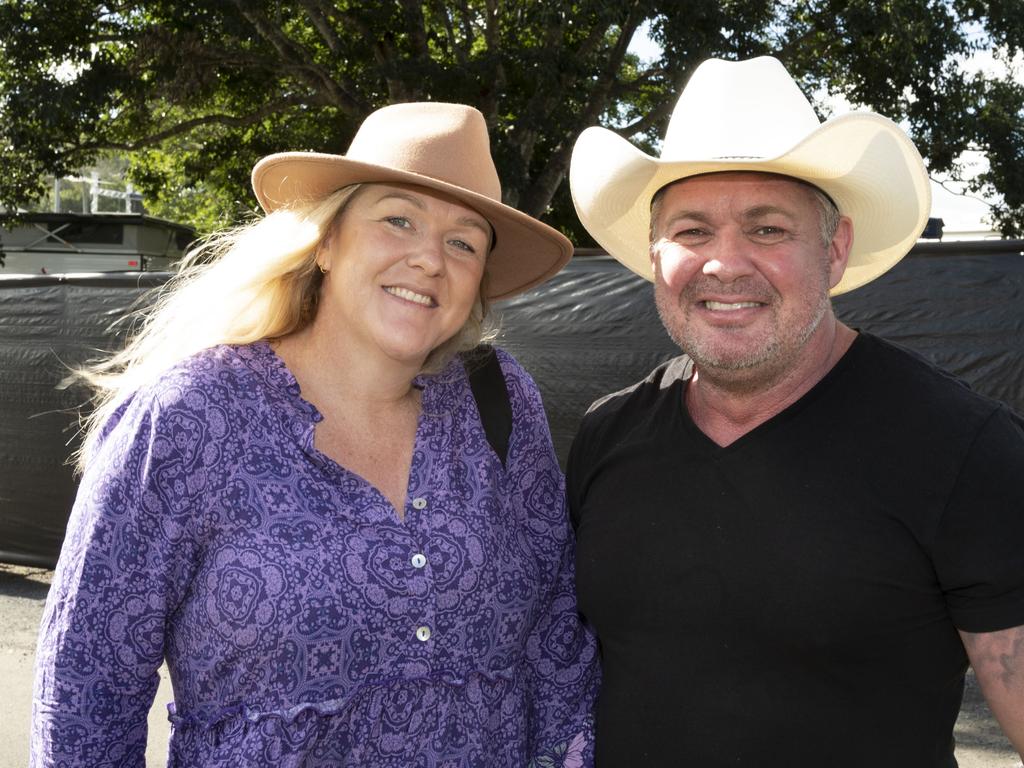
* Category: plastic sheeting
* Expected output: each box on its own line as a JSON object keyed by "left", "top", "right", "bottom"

{"left": 2, "top": 248, "right": 1022, "bottom": 566}
{"left": 0, "top": 274, "right": 166, "bottom": 566}
{"left": 494, "top": 251, "right": 1024, "bottom": 465}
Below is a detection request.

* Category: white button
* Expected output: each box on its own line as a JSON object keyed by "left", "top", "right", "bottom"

{"left": 415, "top": 625, "right": 432, "bottom": 642}
{"left": 411, "top": 553, "right": 427, "bottom": 569}
{"left": 411, "top": 497, "right": 427, "bottom": 510}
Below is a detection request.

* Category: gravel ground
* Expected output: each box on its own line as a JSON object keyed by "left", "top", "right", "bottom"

{"left": 3, "top": 563, "right": 1021, "bottom": 767}
{"left": 1, "top": 565, "right": 171, "bottom": 768}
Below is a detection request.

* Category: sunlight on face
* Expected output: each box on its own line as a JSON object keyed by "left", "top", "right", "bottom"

{"left": 650, "top": 173, "right": 837, "bottom": 385}
{"left": 315, "top": 183, "right": 490, "bottom": 367}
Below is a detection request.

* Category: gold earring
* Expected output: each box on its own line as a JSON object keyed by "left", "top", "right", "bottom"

{"left": 317, "top": 262, "right": 327, "bottom": 274}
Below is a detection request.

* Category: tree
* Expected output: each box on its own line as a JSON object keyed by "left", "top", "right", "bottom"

{"left": 1, "top": 0, "right": 1021, "bottom": 239}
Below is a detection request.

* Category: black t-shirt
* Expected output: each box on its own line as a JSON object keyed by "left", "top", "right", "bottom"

{"left": 568, "top": 332, "right": 1024, "bottom": 767}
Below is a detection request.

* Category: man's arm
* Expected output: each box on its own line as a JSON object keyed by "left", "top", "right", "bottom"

{"left": 961, "top": 626, "right": 1024, "bottom": 757}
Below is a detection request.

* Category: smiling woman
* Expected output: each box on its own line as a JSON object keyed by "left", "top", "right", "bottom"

{"left": 31, "top": 103, "right": 598, "bottom": 768}
{"left": 305, "top": 184, "right": 491, "bottom": 376}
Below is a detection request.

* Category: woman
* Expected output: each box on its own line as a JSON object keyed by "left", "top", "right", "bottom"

{"left": 32, "top": 103, "right": 599, "bottom": 767}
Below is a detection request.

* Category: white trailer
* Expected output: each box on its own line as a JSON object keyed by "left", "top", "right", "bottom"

{"left": 0, "top": 211, "right": 194, "bottom": 274}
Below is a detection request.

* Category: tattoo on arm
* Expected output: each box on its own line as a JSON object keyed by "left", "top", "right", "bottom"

{"left": 961, "top": 625, "right": 1024, "bottom": 756}
{"left": 963, "top": 627, "right": 1024, "bottom": 690}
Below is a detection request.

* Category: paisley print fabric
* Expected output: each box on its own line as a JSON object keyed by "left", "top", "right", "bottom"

{"left": 32, "top": 342, "right": 599, "bottom": 767}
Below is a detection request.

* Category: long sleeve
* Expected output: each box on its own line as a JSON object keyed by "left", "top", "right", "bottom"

{"left": 31, "top": 377, "right": 209, "bottom": 767}
{"left": 497, "top": 350, "right": 601, "bottom": 768}
{"left": 523, "top": 531, "right": 601, "bottom": 768}
{"left": 33, "top": 343, "right": 600, "bottom": 766}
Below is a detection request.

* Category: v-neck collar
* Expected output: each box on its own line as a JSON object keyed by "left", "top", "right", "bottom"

{"left": 673, "top": 333, "right": 866, "bottom": 453}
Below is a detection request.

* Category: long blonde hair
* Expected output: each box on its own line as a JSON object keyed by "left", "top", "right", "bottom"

{"left": 74, "top": 183, "right": 492, "bottom": 471}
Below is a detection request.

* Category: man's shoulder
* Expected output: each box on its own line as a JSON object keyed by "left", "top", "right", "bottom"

{"left": 855, "top": 332, "right": 1010, "bottom": 419}
{"left": 581, "top": 354, "right": 692, "bottom": 430}
{"left": 844, "top": 333, "right": 1024, "bottom": 463}
{"left": 568, "top": 354, "right": 691, "bottom": 504}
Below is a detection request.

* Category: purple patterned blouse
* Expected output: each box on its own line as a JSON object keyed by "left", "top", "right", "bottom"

{"left": 32, "top": 342, "right": 599, "bottom": 767}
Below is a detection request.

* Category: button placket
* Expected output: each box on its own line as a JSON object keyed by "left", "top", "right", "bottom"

{"left": 403, "top": 436, "right": 436, "bottom": 648}
{"left": 404, "top": 520, "right": 433, "bottom": 643}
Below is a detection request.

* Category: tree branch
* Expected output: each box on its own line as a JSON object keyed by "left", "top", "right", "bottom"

{"left": 230, "top": 0, "right": 366, "bottom": 114}
{"left": 432, "top": 2, "right": 465, "bottom": 64}
{"left": 518, "top": 1, "right": 647, "bottom": 215}
{"left": 305, "top": 1, "right": 398, "bottom": 93}
{"left": 399, "top": 0, "right": 432, "bottom": 62}
{"left": 478, "top": 0, "right": 507, "bottom": 125}
{"left": 612, "top": 99, "right": 676, "bottom": 138}
{"left": 297, "top": 0, "right": 344, "bottom": 55}
{"left": 76, "top": 96, "right": 306, "bottom": 152}
{"left": 456, "top": 0, "right": 477, "bottom": 51}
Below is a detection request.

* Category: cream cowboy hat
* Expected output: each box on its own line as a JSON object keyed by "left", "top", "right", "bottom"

{"left": 252, "top": 102, "right": 572, "bottom": 300}
{"left": 569, "top": 56, "right": 931, "bottom": 295}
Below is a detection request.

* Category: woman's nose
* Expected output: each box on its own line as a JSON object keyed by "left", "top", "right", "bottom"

{"left": 407, "top": 236, "right": 446, "bottom": 276}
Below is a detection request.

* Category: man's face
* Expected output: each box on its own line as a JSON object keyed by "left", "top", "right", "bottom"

{"left": 649, "top": 172, "right": 851, "bottom": 386}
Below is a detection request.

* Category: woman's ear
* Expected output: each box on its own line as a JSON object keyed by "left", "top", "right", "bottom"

{"left": 316, "top": 224, "right": 337, "bottom": 273}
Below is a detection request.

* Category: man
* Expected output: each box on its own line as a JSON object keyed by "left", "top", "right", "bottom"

{"left": 567, "top": 56, "right": 1024, "bottom": 766}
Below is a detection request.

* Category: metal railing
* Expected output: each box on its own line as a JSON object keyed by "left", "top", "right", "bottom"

{"left": 51, "top": 173, "right": 144, "bottom": 214}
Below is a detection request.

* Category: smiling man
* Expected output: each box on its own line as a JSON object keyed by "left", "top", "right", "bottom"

{"left": 567, "top": 57, "right": 1024, "bottom": 767}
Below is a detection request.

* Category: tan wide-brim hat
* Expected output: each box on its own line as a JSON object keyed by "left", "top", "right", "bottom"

{"left": 570, "top": 56, "right": 932, "bottom": 295}
{"left": 252, "top": 102, "right": 572, "bottom": 300}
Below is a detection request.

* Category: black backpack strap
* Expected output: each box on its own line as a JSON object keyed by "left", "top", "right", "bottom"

{"left": 463, "top": 344, "right": 513, "bottom": 467}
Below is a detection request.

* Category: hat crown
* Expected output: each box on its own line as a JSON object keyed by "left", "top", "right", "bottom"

{"left": 251, "top": 101, "right": 572, "bottom": 299}
{"left": 662, "top": 57, "right": 821, "bottom": 161}
{"left": 346, "top": 102, "right": 502, "bottom": 203}
{"left": 569, "top": 55, "right": 931, "bottom": 296}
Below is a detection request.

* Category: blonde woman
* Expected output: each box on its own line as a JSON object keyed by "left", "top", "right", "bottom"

{"left": 32, "top": 103, "right": 599, "bottom": 767}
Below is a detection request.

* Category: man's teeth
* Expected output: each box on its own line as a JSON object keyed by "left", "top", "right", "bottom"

{"left": 704, "top": 300, "right": 760, "bottom": 311}
{"left": 385, "top": 286, "right": 434, "bottom": 306}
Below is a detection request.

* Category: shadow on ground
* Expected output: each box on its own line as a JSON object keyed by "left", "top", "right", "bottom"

{"left": 0, "top": 566, "right": 51, "bottom": 600}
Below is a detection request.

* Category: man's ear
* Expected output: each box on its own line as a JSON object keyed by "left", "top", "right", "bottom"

{"left": 649, "top": 240, "right": 662, "bottom": 277}
{"left": 827, "top": 216, "right": 854, "bottom": 290}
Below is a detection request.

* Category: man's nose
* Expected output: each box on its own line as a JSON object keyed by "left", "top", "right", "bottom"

{"left": 702, "top": 230, "right": 755, "bottom": 282}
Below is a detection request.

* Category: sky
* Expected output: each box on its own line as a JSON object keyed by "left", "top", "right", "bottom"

{"left": 626, "top": 27, "right": 1023, "bottom": 239}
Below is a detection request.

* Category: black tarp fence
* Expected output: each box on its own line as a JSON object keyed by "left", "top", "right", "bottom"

{"left": 2, "top": 242, "right": 1023, "bottom": 567}
{"left": 0, "top": 273, "right": 167, "bottom": 566}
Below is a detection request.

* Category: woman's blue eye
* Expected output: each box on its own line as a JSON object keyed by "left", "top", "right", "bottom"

{"left": 385, "top": 216, "right": 411, "bottom": 228}
{"left": 450, "top": 239, "right": 476, "bottom": 253}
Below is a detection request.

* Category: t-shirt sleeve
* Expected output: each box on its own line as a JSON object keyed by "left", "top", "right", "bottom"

{"left": 933, "top": 405, "right": 1024, "bottom": 633}
{"left": 567, "top": 411, "right": 598, "bottom": 533}
{"left": 569, "top": 417, "right": 593, "bottom": 532}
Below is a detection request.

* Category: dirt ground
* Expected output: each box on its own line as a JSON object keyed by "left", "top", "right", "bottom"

{"left": 3, "top": 563, "right": 1021, "bottom": 767}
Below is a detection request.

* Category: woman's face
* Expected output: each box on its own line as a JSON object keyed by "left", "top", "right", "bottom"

{"left": 316, "top": 183, "right": 490, "bottom": 367}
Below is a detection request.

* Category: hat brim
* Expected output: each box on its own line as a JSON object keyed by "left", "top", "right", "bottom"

{"left": 570, "top": 112, "right": 931, "bottom": 295}
{"left": 253, "top": 153, "right": 573, "bottom": 300}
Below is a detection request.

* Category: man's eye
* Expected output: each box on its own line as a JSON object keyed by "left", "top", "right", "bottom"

{"left": 674, "top": 228, "right": 705, "bottom": 238}
{"left": 754, "top": 226, "right": 784, "bottom": 236}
